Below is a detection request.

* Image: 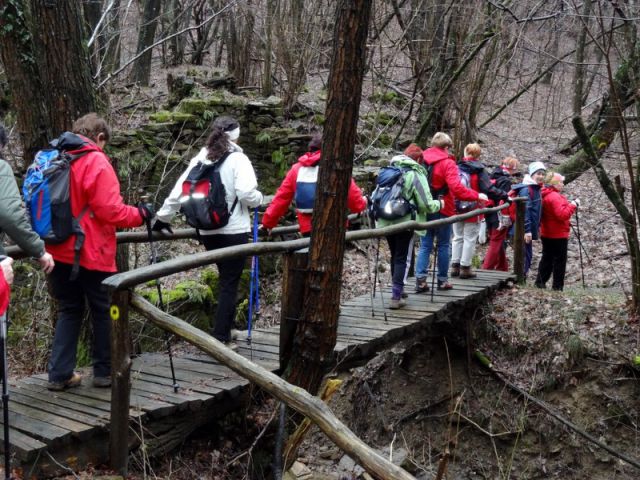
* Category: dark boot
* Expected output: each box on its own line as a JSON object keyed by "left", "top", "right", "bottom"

{"left": 459, "top": 266, "right": 477, "bottom": 279}
{"left": 450, "top": 263, "right": 460, "bottom": 277}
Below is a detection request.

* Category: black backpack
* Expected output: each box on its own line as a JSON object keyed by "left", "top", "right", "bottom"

{"left": 369, "top": 166, "right": 416, "bottom": 221}
{"left": 426, "top": 163, "right": 449, "bottom": 198}
{"left": 180, "top": 152, "right": 237, "bottom": 230}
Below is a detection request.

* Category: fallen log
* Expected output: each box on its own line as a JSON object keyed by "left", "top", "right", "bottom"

{"left": 131, "top": 294, "right": 416, "bottom": 480}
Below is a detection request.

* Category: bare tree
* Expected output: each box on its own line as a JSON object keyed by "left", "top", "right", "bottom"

{"left": 130, "top": 0, "right": 162, "bottom": 85}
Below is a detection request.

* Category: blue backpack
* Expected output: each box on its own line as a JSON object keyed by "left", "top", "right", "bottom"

{"left": 23, "top": 135, "right": 89, "bottom": 278}
{"left": 369, "top": 166, "right": 415, "bottom": 221}
{"left": 294, "top": 165, "right": 318, "bottom": 213}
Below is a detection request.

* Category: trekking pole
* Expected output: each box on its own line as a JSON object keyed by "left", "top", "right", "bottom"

{"left": 362, "top": 214, "right": 376, "bottom": 318}
{"left": 141, "top": 200, "right": 179, "bottom": 393}
{"left": 574, "top": 206, "right": 586, "bottom": 288}
{"left": 366, "top": 211, "right": 388, "bottom": 321}
{"left": 247, "top": 208, "right": 260, "bottom": 354}
{"left": 1, "top": 306, "right": 11, "bottom": 480}
{"left": 430, "top": 232, "right": 438, "bottom": 303}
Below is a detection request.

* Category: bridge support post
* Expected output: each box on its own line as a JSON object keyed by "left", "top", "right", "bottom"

{"left": 280, "top": 249, "right": 308, "bottom": 371}
{"left": 513, "top": 198, "right": 526, "bottom": 284}
{"left": 109, "top": 288, "right": 132, "bottom": 476}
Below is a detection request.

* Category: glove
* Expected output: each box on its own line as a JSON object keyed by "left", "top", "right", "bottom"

{"left": 152, "top": 219, "right": 174, "bottom": 235}
{"left": 478, "top": 193, "right": 489, "bottom": 202}
{"left": 571, "top": 199, "right": 580, "bottom": 208}
{"left": 138, "top": 202, "right": 155, "bottom": 222}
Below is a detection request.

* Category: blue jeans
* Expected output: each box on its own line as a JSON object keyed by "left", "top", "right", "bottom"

{"left": 48, "top": 263, "right": 111, "bottom": 382}
{"left": 416, "top": 213, "right": 452, "bottom": 282}
{"left": 524, "top": 242, "right": 533, "bottom": 276}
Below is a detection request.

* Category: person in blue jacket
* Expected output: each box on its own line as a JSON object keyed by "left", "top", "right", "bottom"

{"left": 511, "top": 161, "right": 546, "bottom": 276}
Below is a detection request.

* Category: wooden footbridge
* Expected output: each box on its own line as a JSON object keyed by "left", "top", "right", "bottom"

{"left": 2, "top": 202, "right": 524, "bottom": 479}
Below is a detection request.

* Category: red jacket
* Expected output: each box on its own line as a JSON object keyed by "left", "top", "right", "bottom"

{"left": 422, "top": 147, "right": 479, "bottom": 217}
{"left": 46, "top": 136, "right": 143, "bottom": 272}
{"left": 540, "top": 186, "right": 576, "bottom": 239}
{"left": 262, "top": 150, "right": 367, "bottom": 234}
{"left": 0, "top": 270, "right": 9, "bottom": 316}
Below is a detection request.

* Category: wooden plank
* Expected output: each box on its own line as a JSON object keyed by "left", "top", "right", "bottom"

{"left": 0, "top": 425, "right": 47, "bottom": 461}
{"left": 9, "top": 391, "right": 106, "bottom": 428}
{"left": 7, "top": 401, "right": 95, "bottom": 440}
{"left": 132, "top": 371, "right": 224, "bottom": 397}
{"left": 13, "top": 382, "right": 111, "bottom": 418}
{"left": 2, "top": 409, "right": 72, "bottom": 447}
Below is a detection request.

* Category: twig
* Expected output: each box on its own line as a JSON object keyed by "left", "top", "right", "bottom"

{"left": 475, "top": 350, "right": 640, "bottom": 471}
{"left": 393, "top": 392, "right": 460, "bottom": 428}
{"left": 226, "top": 405, "right": 278, "bottom": 467}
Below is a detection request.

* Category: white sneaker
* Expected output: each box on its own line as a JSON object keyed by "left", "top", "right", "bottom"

{"left": 230, "top": 329, "right": 247, "bottom": 340}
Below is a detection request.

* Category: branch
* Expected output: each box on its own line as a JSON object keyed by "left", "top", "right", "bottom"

{"left": 87, "top": 0, "right": 116, "bottom": 48}
{"left": 131, "top": 294, "right": 417, "bottom": 480}
{"left": 97, "top": 1, "right": 237, "bottom": 88}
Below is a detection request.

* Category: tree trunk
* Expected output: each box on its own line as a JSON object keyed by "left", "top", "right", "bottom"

{"left": 0, "top": 0, "right": 49, "bottom": 165}
{"left": 130, "top": 0, "right": 162, "bottom": 86}
{"left": 573, "top": 0, "right": 593, "bottom": 116}
{"left": 31, "top": 0, "right": 97, "bottom": 131}
{"left": 262, "top": 0, "right": 275, "bottom": 96}
{"left": 283, "top": 0, "right": 373, "bottom": 395}
{"left": 102, "top": 0, "right": 122, "bottom": 74}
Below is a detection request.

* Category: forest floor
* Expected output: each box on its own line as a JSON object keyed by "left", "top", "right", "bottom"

{"left": 7, "top": 66, "right": 639, "bottom": 479}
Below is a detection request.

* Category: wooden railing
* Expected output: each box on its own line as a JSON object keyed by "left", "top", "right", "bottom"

{"left": 100, "top": 200, "right": 525, "bottom": 476}
{"left": 4, "top": 200, "right": 526, "bottom": 477}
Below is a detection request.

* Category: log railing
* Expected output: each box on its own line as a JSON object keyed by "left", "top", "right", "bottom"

{"left": 101, "top": 199, "right": 525, "bottom": 477}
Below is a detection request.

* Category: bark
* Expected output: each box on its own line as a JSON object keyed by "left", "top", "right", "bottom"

{"left": 0, "top": 0, "right": 49, "bottom": 164}
{"left": 573, "top": 0, "right": 593, "bottom": 116}
{"left": 282, "top": 0, "right": 373, "bottom": 395}
{"left": 261, "top": 0, "right": 275, "bottom": 96}
{"left": 130, "top": 0, "right": 162, "bottom": 85}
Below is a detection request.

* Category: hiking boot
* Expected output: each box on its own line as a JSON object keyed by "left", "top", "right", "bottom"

{"left": 437, "top": 280, "right": 454, "bottom": 290}
{"left": 450, "top": 263, "right": 460, "bottom": 277}
{"left": 401, "top": 292, "right": 408, "bottom": 299}
{"left": 47, "top": 372, "right": 82, "bottom": 391}
{"left": 93, "top": 376, "right": 111, "bottom": 388}
{"left": 414, "top": 277, "right": 430, "bottom": 293}
{"left": 389, "top": 297, "right": 406, "bottom": 309}
{"left": 459, "top": 266, "right": 477, "bottom": 279}
{"left": 224, "top": 341, "right": 239, "bottom": 351}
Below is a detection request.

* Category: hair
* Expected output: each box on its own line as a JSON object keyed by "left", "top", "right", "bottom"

{"left": 0, "top": 124, "right": 6, "bottom": 151}
{"left": 308, "top": 133, "right": 322, "bottom": 152}
{"left": 501, "top": 156, "right": 520, "bottom": 171}
{"left": 207, "top": 116, "right": 239, "bottom": 160}
{"left": 403, "top": 143, "right": 423, "bottom": 162}
{"left": 431, "top": 132, "right": 453, "bottom": 148}
{"left": 464, "top": 143, "right": 481, "bottom": 159}
{"left": 72, "top": 113, "right": 111, "bottom": 143}
{"left": 546, "top": 171, "right": 565, "bottom": 185}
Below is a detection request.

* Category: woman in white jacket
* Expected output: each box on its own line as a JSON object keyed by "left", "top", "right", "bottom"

{"left": 153, "top": 116, "right": 263, "bottom": 347}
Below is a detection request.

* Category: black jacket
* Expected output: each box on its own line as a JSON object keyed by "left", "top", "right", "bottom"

{"left": 485, "top": 167, "right": 514, "bottom": 230}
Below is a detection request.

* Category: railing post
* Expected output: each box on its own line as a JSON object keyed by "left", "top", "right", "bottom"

{"left": 513, "top": 198, "right": 526, "bottom": 284}
{"left": 109, "top": 288, "right": 132, "bottom": 476}
{"left": 279, "top": 249, "right": 308, "bottom": 371}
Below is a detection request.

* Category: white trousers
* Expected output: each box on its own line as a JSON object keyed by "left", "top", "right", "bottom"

{"left": 451, "top": 221, "right": 480, "bottom": 267}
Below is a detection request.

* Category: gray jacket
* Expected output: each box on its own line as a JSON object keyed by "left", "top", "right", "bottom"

{"left": 0, "top": 159, "right": 45, "bottom": 257}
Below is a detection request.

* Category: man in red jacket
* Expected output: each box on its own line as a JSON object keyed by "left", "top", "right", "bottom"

{"left": 535, "top": 173, "right": 578, "bottom": 291}
{"left": 46, "top": 113, "right": 152, "bottom": 390}
{"left": 415, "top": 133, "right": 487, "bottom": 291}
{"left": 261, "top": 133, "right": 367, "bottom": 236}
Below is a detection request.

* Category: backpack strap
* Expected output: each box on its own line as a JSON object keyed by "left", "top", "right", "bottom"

{"left": 212, "top": 151, "right": 238, "bottom": 216}
{"left": 69, "top": 205, "right": 90, "bottom": 281}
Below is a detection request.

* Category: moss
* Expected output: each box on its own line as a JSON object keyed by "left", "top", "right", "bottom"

{"left": 313, "top": 114, "right": 325, "bottom": 125}
{"left": 178, "top": 98, "right": 210, "bottom": 115}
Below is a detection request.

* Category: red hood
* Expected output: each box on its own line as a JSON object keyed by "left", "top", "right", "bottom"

{"left": 422, "top": 146, "right": 454, "bottom": 165}
{"left": 541, "top": 186, "right": 559, "bottom": 198}
{"left": 298, "top": 150, "right": 321, "bottom": 166}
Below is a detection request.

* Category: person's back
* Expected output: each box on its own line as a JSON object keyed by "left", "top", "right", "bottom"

{"left": 262, "top": 133, "right": 366, "bottom": 235}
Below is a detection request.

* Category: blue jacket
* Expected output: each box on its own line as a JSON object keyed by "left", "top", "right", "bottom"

{"left": 511, "top": 175, "right": 543, "bottom": 239}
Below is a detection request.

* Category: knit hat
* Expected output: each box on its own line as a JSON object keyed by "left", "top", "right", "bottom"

{"left": 528, "top": 161, "right": 546, "bottom": 176}
{"left": 403, "top": 143, "right": 423, "bottom": 162}
{"left": 546, "top": 172, "right": 565, "bottom": 186}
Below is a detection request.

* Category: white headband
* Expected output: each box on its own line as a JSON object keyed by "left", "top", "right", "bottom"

{"left": 226, "top": 127, "right": 240, "bottom": 141}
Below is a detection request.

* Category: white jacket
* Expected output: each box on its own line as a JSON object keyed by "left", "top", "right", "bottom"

{"left": 156, "top": 142, "right": 263, "bottom": 235}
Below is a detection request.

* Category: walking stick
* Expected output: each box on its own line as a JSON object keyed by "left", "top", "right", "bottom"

{"left": 430, "top": 233, "right": 438, "bottom": 303}
{"left": 247, "top": 208, "right": 260, "bottom": 350}
{"left": 1, "top": 307, "right": 11, "bottom": 480}
{"left": 574, "top": 206, "right": 585, "bottom": 288}
{"left": 142, "top": 207, "right": 179, "bottom": 393}
{"left": 366, "top": 212, "right": 388, "bottom": 322}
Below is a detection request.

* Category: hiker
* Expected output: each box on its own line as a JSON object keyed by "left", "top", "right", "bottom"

{"left": 153, "top": 116, "right": 263, "bottom": 347}
{"left": 375, "top": 145, "right": 443, "bottom": 308}
{"left": 0, "top": 257, "right": 13, "bottom": 317}
{"left": 511, "top": 161, "right": 546, "bottom": 277}
{"left": 0, "top": 124, "right": 55, "bottom": 273}
{"left": 261, "top": 133, "right": 367, "bottom": 236}
{"left": 482, "top": 157, "right": 521, "bottom": 271}
{"left": 414, "top": 133, "right": 487, "bottom": 291}
{"left": 535, "top": 173, "right": 578, "bottom": 291}
{"left": 46, "top": 113, "right": 152, "bottom": 391}
{"left": 450, "top": 143, "right": 508, "bottom": 279}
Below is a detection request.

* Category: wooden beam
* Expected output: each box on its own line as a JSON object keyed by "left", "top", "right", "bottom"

{"left": 109, "top": 289, "right": 132, "bottom": 476}
{"left": 280, "top": 249, "right": 308, "bottom": 370}
{"left": 130, "top": 294, "right": 417, "bottom": 480}
{"left": 513, "top": 199, "right": 526, "bottom": 284}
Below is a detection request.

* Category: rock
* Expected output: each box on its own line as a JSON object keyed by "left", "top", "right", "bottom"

{"left": 285, "top": 460, "right": 313, "bottom": 479}
{"left": 338, "top": 454, "right": 364, "bottom": 476}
